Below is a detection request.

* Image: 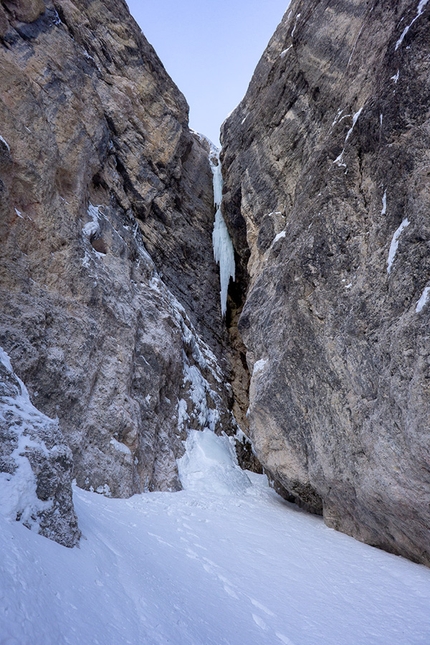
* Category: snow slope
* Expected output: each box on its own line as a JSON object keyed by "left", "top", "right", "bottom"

{"left": 1, "top": 431, "right": 430, "bottom": 645}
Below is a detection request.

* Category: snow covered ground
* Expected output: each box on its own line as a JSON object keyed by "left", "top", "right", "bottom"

{"left": 1, "top": 430, "right": 430, "bottom": 645}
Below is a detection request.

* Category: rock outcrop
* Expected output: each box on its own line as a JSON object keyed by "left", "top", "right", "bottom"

{"left": 222, "top": 0, "right": 430, "bottom": 565}
{"left": 0, "top": 347, "right": 80, "bottom": 546}
{"left": 0, "top": 0, "right": 233, "bottom": 528}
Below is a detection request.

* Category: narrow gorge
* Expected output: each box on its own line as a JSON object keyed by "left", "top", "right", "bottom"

{"left": 0, "top": 0, "right": 429, "bottom": 568}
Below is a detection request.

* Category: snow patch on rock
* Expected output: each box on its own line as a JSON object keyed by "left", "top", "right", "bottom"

{"left": 395, "top": 0, "right": 429, "bottom": 51}
{"left": 253, "top": 359, "right": 268, "bottom": 376}
{"left": 387, "top": 218, "right": 410, "bottom": 273}
{"left": 416, "top": 286, "right": 430, "bottom": 313}
{"left": 83, "top": 203, "right": 101, "bottom": 238}
{"left": 0, "top": 347, "right": 80, "bottom": 546}
{"left": 334, "top": 107, "right": 363, "bottom": 167}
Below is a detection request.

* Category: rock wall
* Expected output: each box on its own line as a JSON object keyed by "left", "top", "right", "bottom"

{"left": 221, "top": 0, "right": 430, "bottom": 565}
{"left": 0, "top": 0, "right": 233, "bottom": 523}
{"left": 0, "top": 347, "right": 80, "bottom": 546}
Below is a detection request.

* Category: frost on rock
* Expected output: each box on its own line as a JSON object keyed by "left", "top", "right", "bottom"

{"left": 387, "top": 218, "right": 410, "bottom": 273}
{"left": 0, "top": 347, "right": 80, "bottom": 547}
{"left": 209, "top": 146, "right": 235, "bottom": 317}
{"left": 416, "top": 286, "right": 430, "bottom": 313}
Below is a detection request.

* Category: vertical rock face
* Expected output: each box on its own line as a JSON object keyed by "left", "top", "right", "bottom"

{"left": 0, "top": 0, "right": 233, "bottom": 523}
{"left": 222, "top": 0, "right": 430, "bottom": 565}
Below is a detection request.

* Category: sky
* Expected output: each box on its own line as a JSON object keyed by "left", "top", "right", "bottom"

{"left": 126, "top": 0, "right": 290, "bottom": 145}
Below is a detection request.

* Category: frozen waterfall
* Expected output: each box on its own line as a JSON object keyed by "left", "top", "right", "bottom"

{"left": 209, "top": 145, "right": 236, "bottom": 317}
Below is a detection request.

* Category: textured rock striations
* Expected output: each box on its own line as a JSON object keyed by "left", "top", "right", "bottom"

{"left": 222, "top": 0, "right": 430, "bottom": 565}
{"left": 0, "top": 0, "right": 233, "bottom": 536}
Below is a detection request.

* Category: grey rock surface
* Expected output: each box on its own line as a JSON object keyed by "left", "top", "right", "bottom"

{"left": 222, "top": 0, "right": 430, "bottom": 565}
{"left": 0, "top": 0, "right": 233, "bottom": 517}
{"left": 0, "top": 347, "right": 80, "bottom": 546}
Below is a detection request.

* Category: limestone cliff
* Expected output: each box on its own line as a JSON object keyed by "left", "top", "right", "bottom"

{"left": 222, "top": 0, "right": 430, "bottom": 565}
{"left": 0, "top": 0, "right": 234, "bottom": 545}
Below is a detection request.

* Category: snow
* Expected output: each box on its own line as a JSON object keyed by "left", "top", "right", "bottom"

{"left": 387, "top": 218, "right": 410, "bottom": 273}
{"left": 395, "top": 0, "right": 429, "bottom": 50}
{"left": 181, "top": 361, "right": 220, "bottom": 432}
{"left": 272, "top": 230, "right": 286, "bottom": 245}
{"left": 291, "top": 13, "right": 301, "bottom": 37}
{"left": 391, "top": 70, "right": 400, "bottom": 83}
{"left": 253, "top": 358, "right": 268, "bottom": 375}
{"left": 334, "top": 107, "right": 363, "bottom": 166}
{"left": 110, "top": 438, "right": 131, "bottom": 455}
{"left": 1, "top": 428, "right": 430, "bottom": 644}
{"left": 381, "top": 189, "right": 387, "bottom": 215}
{"left": 331, "top": 108, "right": 344, "bottom": 127}
{"left": 416, "top": 286, "right": 430, "bottom": 312}
{"left": 279, "top": 45, "right": 292, "bottom": 58}
{"left": 177, "top": 429, "right": 251, "bottom": 495}
{"left": 209, "top": 148, "right": 236, "bottom": 317}
{"left": 0, "top": 348, "right": 53, "bottom": 531}
{"left": 83, "top": 203, "right": 101, "bottom": 238}
{"left": 14, "top": 207, "right": 24, "bottom": 219}
{"left": 0, "top": 134, "right": 10, "bottom": 152}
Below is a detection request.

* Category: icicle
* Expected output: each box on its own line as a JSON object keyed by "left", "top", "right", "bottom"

{"left": 208, "top": 144, "right": 235, "bottom": 317}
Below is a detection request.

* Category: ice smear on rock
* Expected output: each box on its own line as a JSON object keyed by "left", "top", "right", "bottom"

{"left": 178, "top": 429, "right": 251, "bottom": 494}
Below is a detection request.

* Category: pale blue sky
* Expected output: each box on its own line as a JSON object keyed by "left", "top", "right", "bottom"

{"left": 127, "top": 0, "right": 289, "bottom": 145}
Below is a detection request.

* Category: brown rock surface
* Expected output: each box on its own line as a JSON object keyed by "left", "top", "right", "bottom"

{"left": 222, "top": 0, "right": 430, "bottom": 565}
{"left": 2, "top": 0, "right": 45, "bottom": 24}
{"left": 0, "top": 0, "right": 232, "bottom": 521}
